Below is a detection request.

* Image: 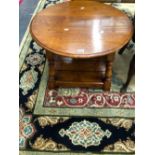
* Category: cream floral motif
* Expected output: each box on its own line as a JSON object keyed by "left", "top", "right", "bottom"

{"left": 104, "top": 140, "right": 134, "bottom": 152}
{"left": 38, "top": 117, "right": 69, "bottom": 128}
{"left": 31, "top": 136, "right": 68, "bottom": 151}
{"left": 49, "top": 97, "right": 56, "bottom": 104}
{"left": 78, "top": 98, "right": 83, "bottom": 103}
{"left": 112, "top": 95, "right": 120, "bottom": 102}
{"left": 20, "top": 67, "right": 38, "bottom": 95}
{"left": 26, "top": 90, "right": 38, "bottom": 111}
{"left": 96, "top": 95, "right": 102, "bottom": 101}
{"left": 59, "top": 120, "right": 112, "bottom": 148}
{"left": 57, "top": 100, "right": 63, "bottom": 106}
{"left": 31, "top": 136, "right": 56, "bottom": 150}
{"left": 38, "top": 65, "right": 44, "bottom": 72}
{"left": 101, "top": 118, "right": 134, "bottom": 130}
{"left": 33, "top": 42, "right": 43, "bottom": 52}
{"left": 26, "top": 53, "right": 45, "bottom": 66}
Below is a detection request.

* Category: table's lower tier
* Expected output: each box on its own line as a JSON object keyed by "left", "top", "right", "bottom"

{"left": 46, "top": 52, "right": 115, "bottom": 91}
{"left": 49, "top": 70, "right": 105, "bottom": 88}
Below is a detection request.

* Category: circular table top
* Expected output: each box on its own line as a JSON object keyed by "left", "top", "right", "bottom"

{"left": 30, "top": 1, "right": 133, "bottom": 58}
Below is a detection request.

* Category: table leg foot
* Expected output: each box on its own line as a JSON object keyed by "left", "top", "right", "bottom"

{"left": 48, "top": 80, "right": 55, "bottom": 90}
{"left": 103, "top": 80, "right": 111, "bottom": 91}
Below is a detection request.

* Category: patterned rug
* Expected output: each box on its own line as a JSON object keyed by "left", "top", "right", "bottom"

{"left": 19, "top": 0, "right": 135, "bottom": 154}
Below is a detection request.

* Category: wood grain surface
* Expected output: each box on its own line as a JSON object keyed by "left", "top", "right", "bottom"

{"left": 30, "top": 0, "right": 133, "bottom": 58}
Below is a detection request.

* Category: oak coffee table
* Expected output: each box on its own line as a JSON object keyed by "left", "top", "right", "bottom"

{"left": 30, "top": 1, "right": 133, "bottom": 91}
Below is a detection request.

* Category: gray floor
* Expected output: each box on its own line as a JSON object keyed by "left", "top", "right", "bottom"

{"left": 19, "top": 0, "right": 39, "bottom": 44}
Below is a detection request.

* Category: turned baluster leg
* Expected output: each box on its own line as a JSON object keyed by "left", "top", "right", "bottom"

{"left": 103, "top": 53, "right": 115, "bottom": 91}
{"left": 46, "top": 51, "right": 56, "bottom": 89}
